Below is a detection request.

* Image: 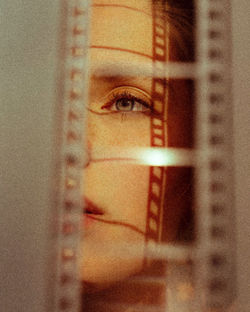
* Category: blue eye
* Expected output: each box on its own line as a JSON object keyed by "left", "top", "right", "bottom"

{"left": 115, "top": 98, "right": 135, "bottom": 111}
{"left": 88, "top": 87, "right": 163, "bottom": 120}
{"left": 102, "top": 93, "right": 151, "bottom": 113}
{"left": 98, "top": 87, "right": 156, "bottom": 116}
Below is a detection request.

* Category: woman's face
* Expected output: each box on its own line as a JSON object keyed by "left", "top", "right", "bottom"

{"left": 80, "top": 0, "right": 162, "bottom": 289}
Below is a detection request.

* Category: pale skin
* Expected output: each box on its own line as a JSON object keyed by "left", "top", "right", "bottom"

{"left": 78, "top": 2, "right": 237, "bottom": 311}
{"left": 80, "top": 0, "right": 178, "bottom": 290}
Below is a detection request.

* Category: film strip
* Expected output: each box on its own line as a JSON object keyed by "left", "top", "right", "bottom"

{"left": 195, "top": 0, "right": 235, "bottom": 310}
{"left": 54, "top": 1, "right": 235, "bottom": 311}
{"left": 0, "top": 0, "right": 238, "bottom": 312}
{"left": 145, "top": 3, "right": 168, "bottom": 248}
{"left": 54, "top": 1, "right": 91, "bottom": 312}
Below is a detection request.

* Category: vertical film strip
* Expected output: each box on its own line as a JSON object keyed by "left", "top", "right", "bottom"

{"left": 54, "top": 1, "right": 90, "bottom": 312}
{"left": 145, "top": 3, "right": 168, "bottom": 247}
{"left": 0, "top": 0, "right": 239, "bottom": 312}
{"left": 195, "top": 0, "right": 235, "bottom": 310}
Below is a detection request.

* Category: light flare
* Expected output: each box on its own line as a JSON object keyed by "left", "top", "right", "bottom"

{"left": 87, "top": 146, "right": 194, "bottom": 167}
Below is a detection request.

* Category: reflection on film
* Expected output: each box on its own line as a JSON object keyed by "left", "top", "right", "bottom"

{"left": 80, "top": 1, "right": 195, "bottom": 311}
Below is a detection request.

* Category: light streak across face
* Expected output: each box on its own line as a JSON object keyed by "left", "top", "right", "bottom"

{"left": 90, "top": 58, "right": 196, "bottom": 79}
{"left": 85, "top": 146, "right": 195, "bottom": 167}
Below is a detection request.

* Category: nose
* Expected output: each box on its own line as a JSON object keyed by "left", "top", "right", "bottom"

{"left": 83, "top": 140, "right": 91, "bottom": 168}
{"left": 83, "top": 111, "right": 95, "bottom": 168}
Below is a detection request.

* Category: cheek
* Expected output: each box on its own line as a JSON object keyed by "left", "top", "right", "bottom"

{"left": 88, "top": 114, "right": 151, "bottom": 147}
{"left": 85, "top": 163, "right": 149, "bottom": 229}
{"left": 82, "top": 113, "right": 151, "bottom": 286}
{"left": 108, "top": 165, "right": 149, "bottom": 226}
{"left": 80, "top": 232, "right": 145, "bottom": 287}
{"left": 81, "top": 164, "right": 150, "bottom": 286}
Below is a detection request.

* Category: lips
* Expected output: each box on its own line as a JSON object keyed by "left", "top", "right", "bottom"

{"left": 83, "top": 197, "right": 104, "bottom": 216}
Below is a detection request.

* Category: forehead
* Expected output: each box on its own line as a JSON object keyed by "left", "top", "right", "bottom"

{"left": 90, "top": 0, "right": 154, "bottom": 63}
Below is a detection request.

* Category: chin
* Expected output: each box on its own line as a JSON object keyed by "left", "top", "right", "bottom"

{"left": 80, "top": 257, "right": 144, "bottom": 293}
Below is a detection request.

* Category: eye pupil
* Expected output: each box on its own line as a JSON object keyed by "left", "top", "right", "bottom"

{"left": 116, "top": 98, "right": 134, "bottom": 111}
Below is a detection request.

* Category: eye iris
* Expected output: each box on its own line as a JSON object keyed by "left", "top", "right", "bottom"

{"left": 115, "top": 98, "right": 134, "bottom": 111}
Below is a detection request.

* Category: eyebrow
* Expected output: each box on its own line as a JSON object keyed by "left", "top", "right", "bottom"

{"left": 90, "top": 45, "right": 153, "bottom": 60}
{"left": 92, "top": 3, "right": 152, "bottom": 17}
{"left": 91, "top": 73, "right": 151, "bottom": 92}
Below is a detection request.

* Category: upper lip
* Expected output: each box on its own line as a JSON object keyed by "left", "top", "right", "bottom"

{"left": 83, "top": 197, "right": 104, "bottom": 215}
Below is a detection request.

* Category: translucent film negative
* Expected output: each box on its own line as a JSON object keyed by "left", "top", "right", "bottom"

{"left": 80, "top": 1, "right": 235, "bottom": 311}
{"left": 0, "top": 0, "right": 237, "bottom": 312}
{"left": 81, "top": 1, "right": 195, "bottom": 312}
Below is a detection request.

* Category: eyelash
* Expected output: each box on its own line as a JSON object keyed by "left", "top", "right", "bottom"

{"left": 101, "top": 91, "right": 153, "bottom": 115}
